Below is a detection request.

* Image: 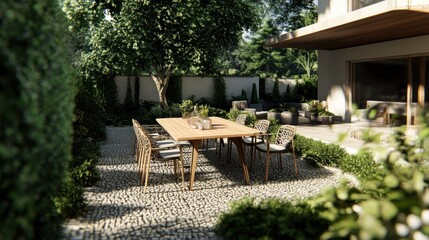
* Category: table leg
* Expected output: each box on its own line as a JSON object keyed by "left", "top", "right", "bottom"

{"left": 229, "top": 137, "right": 251, "bottom": 185}
{"left": 189, "top": 140, "right": 202, "bottom": 191}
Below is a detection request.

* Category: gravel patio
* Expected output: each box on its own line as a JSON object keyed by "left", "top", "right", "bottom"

{"left": 62, "top": 126, "right": 356, "bottom": 239}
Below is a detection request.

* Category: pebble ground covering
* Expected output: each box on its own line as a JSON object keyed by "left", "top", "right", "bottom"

{"left": 62, "top": 126, "right": 355, "bottom": 239}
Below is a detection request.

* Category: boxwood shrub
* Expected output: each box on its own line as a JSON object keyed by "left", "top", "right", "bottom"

{"left": 0, "top": 1, "right": 75, "bottom": 238}
{"left": 215, "top": 197, "right": 329, "bottom": 240}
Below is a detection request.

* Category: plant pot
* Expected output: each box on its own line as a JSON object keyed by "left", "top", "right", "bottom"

{"left": 281, "top": 111, "right": 299, "bottom": 125}
{"left": 267, "top": 112, "right": 281, "bottom": 122}
{"left": 309, "top": 113, "right": 321, "bottom": 124}
{"left": 304, "top": 111, "right": 311, "bottom": 118}
{"left": 321, "top": 116, "right": 335, "bottom": 125}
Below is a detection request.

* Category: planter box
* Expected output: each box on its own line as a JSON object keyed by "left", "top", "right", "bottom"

{"left": 309, "top": 113, "right": 321, "bottom": 124}
{"left": 267, "top": 112, "right": 281, "bottom": 122}
{"left": 281, "top": 111, "right": 299, "bottom": 125}
{"left": 320, "top": 116, "right": 335, "bottom": 125}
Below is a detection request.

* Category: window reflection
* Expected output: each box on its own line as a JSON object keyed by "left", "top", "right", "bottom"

{"left": 351, "top": 0, "right": 385, "bottom": 11}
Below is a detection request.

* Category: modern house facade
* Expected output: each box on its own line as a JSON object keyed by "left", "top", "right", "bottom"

{"left": 266, "top": 0, "right": 429, "bottom": 125}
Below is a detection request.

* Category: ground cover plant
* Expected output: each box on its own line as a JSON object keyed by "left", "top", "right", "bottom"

{"left": 216, "top": 112, "right": 429, "bottom": 239}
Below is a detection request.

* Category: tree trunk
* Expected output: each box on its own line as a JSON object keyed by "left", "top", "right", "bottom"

{"left": 150, "top": 67, "right": 171, "bottom": 109}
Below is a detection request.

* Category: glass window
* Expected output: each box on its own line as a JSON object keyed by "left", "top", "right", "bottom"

{"left": 350, "top": 0, "right": 385, "bottom": 11}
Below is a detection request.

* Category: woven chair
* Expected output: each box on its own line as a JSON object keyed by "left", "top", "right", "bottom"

{"left": 217, "top": 114, "right": 247, "bottom": 159}
{"left": 238, "top": 119, "right": 270, "bottom": 167}
{"left": 253, "top": 125, "right": 298, "bottom": 182}
{"left": 137, "top": 126, "right": 185, "bottom": 193}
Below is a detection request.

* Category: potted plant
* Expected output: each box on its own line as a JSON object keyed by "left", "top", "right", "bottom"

{"left": 307, "top": 100, "right": 324, "bottom": 124}
{"left": 281, "top": 107, "right": 299, "bottom": 125}
{"left": 199, "top": 105, "right": 212, "bottom": 129}
{"left": 320, "top": 110, "right": 335, "bottom": 125}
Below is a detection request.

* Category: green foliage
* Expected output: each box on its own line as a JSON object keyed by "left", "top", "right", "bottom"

{"left": 166, "top": 75, "right": 182, "bottom": 104}
{"left": 250, "top": 83, "right": 259, "bottom": 104}
{"left": 215, "top": 197, "right": 329, "bottom": 240}
{"left": 283, "top": 84, "right": 293, "bottom": 102}
{"left": 73, "top": 75, "right": 107, "bottom": 142}
{"left": 0, "top": 1, "right": 75, "bottom": 238}
{"left": 272, "top": 79, "right": 281, "bottom": 100}
{"left": 53, "top": 176, "right": 86, "bottom": 219}
{"left": 292, "top": 76, "right": 317, "bottom": 102}
{"left": 213, "top": 76, "right": 227, "bottom": 109}
{"left": 124, "top": 76, "right": 134, "bottom": 109}
{"left": 226, "top": 109, "right": 257, "bottom": 127}
{"left": 144, "top": 104, "right": 183, "bottom": 124}
{"left": 179, "top": 99, "right": 194, "bottom": 117}
{"left": 307, "top": 100, "right": 325, "bottom": 114}
{"left": 134, "top": 76, "right": 140, "bottom": 107}
{"left": 234, "top": 19, "right": 289, "bottom": 78}
{"left": 310, "top": 116, "right": 429, "bottom": 240}
{"left": 71, "top": 142, "right": 100, "bottom": 187}
{"left": 63, "top": 0, "right": 259, "bottom": 108}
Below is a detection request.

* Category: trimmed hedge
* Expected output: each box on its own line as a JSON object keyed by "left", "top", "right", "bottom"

{"left": 215, "top": 197, "right": 329, "bottom": 240}
{"left": 0, "top": 1, "right": 75, "bottom": 239}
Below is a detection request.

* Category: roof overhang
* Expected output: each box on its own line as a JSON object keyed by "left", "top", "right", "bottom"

{"left": 265, "top": 6, "right": 429, "bottom": 50}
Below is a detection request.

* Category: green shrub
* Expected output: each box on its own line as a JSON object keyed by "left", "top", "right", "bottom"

{"left": 272, "top": 79, "right": 280, "bottom": 100}
{"left": 144, "top": 104, "right": 182, "bottom": 123}
{"left": 166, "top": 75, "right": 182, "bottom": 104}
{"left": 294, "top": 134, "right": 348, "bottom": 167}
{"left": 250, "top": 83, "right": 259, "bottom": 104}
{"left": 215, "top": 197, "right": 329, "bottom": 240}
{"left": 53, "top": 176, "right": 86, "bottom": 219}
{"left": 0, "top": 1, "right": 75, "bottom": 238}
{"left": 213, "top": 75, "right": 227, "bottom": 109}
{"left": 70, "top": 142, "right": 100, "bottom": 187}
{"left": 340, "top": 151, "right": 385, "bottom": 186}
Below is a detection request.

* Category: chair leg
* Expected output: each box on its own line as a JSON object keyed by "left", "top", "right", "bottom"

{"left": 143, "top": 158, "right": 151, "bottom": 193}
{"left": 292, "top": 142, "right": 298, "bottom": 177}
{"left": 265, "top": 151, "right": 270, "bottom": 182}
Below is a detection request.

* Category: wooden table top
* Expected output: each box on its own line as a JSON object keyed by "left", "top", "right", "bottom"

{"left": 156, "top": 117, "right": 262, "bottom": 141}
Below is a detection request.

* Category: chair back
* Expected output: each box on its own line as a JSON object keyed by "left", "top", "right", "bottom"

{"left": 235, "top": 114, "right": 247, "bottom": 125}
{"left": 254, "top": 119, "right": 270, "bottom": 133}
{"left": 275, "top": 125, "right": 296, "bottom": 147}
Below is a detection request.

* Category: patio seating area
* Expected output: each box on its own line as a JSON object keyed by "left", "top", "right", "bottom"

{"left": 62, "top": 124, "right": 360, "bottom": 239}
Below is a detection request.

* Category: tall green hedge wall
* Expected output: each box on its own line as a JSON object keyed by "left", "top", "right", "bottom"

{"left": 0, "top": 1, "right": 75, "bottom": 239}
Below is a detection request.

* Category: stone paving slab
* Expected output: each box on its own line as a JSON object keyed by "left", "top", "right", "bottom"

{"left": 62, "top": 126, "right": 355, "bottom": 239}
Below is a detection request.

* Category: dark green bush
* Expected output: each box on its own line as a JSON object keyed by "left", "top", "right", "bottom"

{"left": 294, "top": 134, "right": 349, "bottom": 167}
{"left": 213, "top": 76, "right": 227, "bottom": 109}
{"left": 166, "top": 75, "right": 182, "bottom": 104}
{"left": 71, "top": 142, "right": 100, "bottom": 187}
{"left": 250, "top": 83, "right": 259, "bottom": 104}
{"left": 272, "top": 79, "right": 281, "bottom": 100}
{"left": 215, "top": 197, "right": 329, "bottom": 240}
{"left": 53, "top": 176, "right": 86, "bottom": 219}
{"left": 0, "top": 1, "right": 75, "bottom": 238}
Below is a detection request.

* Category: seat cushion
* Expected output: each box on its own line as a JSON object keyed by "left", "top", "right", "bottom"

{"left": 156, "top": 148, "right": 181, "bottom": 159}
{"left": 256, "top": 143, "right": 286, "bottom": 152}
{"left": 242, "top": 137, "right": 263, "bottom": 145}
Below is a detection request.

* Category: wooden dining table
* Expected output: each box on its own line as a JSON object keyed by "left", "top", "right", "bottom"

{"left": 156, "top": 117, "right": 262, "bottom": 191}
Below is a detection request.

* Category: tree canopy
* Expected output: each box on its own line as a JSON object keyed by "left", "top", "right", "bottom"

{"left": 64, "top": 0, "right": 259, "bottom": 108}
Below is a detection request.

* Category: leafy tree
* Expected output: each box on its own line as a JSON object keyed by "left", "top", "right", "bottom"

{"left": 234, "top": 19, "right": 289, "bottom": 78}
{"left": 266, "top": 0, "right": 317, "bottom": 32}
{"left": 64, "top": 0, "right": 259, "bottom": 109}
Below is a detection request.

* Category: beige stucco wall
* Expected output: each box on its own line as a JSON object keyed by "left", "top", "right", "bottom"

{"left": 114, "top": 76, "right": 259, "bottom": 104}
{"left": 318, "top": 34, "right": 429, "bottom": 122}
